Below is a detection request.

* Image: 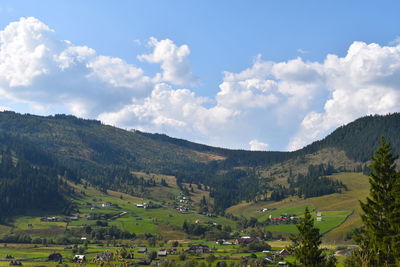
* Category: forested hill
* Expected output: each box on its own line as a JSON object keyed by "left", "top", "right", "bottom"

{"left": 138, "top": 113, "right": 400, "bottom": 163}
{"left": 0, "top": 133, "right": 74, "bottom": 222}
{"left": 0, "top": 111, "right": 399, "bottom": 215}
{"left": 298, "top": 113, "right": 400, "bottom": 162}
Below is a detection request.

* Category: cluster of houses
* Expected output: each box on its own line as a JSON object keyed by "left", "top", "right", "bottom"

{"left": 263, "top": 249, "right": 290, "bottom": 266}
{"left": 138, "top": 247, "right": 178, "bottom": 256}
{"left": 40, "top": 216, "right": 59, "bottom": 222}
{"left": 175, "top": 194, "right": 191, "bottom": 213}
{"left": 39, "top": 216, "right": 79, "bottom": 223}
{"left": 316, "top": 212, "right": 323, "bottom": 222}
{"left": 267, "top": 214, "right": 298, "bottom": 225}
{"left": 256, "top": 207, "right": 277, "bottom": 213}
{"left": 235, "top": 236, "right": 260, "bottom": 245}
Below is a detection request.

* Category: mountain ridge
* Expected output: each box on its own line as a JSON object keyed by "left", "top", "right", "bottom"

{"left": 0, "top": 111, "right": 399, "bottom": 217}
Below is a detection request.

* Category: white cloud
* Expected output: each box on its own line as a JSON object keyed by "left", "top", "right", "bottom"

{"left": 1, "top": 17, "right": 400, "bottom": 151}
{"left": 0, "top": 17, "right": 158, "bottom": 117}
{"left": 287, "top": 42, "right": 400, "bottom": 150}
{"left": 98, "top": 83, "right": 237, "bottom": 143}
{"left": 249, "top": 139, "right": 268, "bottom": 151}
{"left": 138, "top": 37, "right": 198, "bottom": 86}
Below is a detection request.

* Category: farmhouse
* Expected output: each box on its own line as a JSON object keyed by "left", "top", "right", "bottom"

{"left": 94, "top": 251, "right": 114, "bottom": 261}
{"left": 136, "top": 203, "right": 148, "bottom": 208}
{"left": 165, "top": 248, "right": 177, "bottom": 254}
{"left": 40, "top": 217, "right": 58, "bottom": 222}
{"left": 73, "top": 255, "right": 86, "bottom": 262}
{"left": 278, "top": 249, "right": 290, "bottom": 256}
{"left": 157, "top": 250, "right": 167, "bottom": 257}
{"left": 235, "top": 236, "right": 259, "bottom": 245}
{"left": 138, "top": 247, "right": 148, "bottom": 253}
{"left": 186, "top": 245, "right": 210, "bottom": 253}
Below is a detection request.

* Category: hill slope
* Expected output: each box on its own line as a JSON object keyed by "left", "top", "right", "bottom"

{"left": 0, "top": 111, "right": 398, "bottom": 218}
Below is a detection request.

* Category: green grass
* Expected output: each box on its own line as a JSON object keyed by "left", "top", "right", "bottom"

{"left": 0, "top": 241, "right": 348, "bottom": 266}
{"left": 227, "top": 172, "right": 369, "bottom": 243}
{"left": 265, "top": 209, "right": 352, "bottom": 234}
{"left": 2, "top": 179, "right": 237, "bottom": 241}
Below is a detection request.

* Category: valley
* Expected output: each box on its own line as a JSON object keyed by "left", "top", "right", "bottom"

{"left": 0, "top": 111, "right": 399, "bottom": 266}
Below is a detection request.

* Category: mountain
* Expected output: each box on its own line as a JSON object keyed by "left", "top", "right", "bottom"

{"left": 0, "top": 111, "right": 399, "bottom": 218}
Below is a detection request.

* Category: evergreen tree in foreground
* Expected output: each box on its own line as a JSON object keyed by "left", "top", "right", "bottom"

{"left": 289, "top": 207, "right": 335, "bottom": 266}
{"left": 353, "top": 137, "right": 399, "bottom": 266}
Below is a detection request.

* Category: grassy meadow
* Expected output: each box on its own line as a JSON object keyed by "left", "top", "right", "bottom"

{"left": 227, "top": 172, "right": 369, "bottom": 243}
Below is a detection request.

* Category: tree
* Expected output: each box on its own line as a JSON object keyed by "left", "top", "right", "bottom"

{"left": 355, "top": 137, "right": 399, "bottom": 266}
{"left": 149, "top": 251, "right": 157, "bottom": 260}
{"left": 289, "top": 207, "right": 326, "bottom": 267}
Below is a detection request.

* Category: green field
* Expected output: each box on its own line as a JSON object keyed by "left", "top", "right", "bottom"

{"left": 227, "top": 172, "right": 369, "bottom": 243}
{"left": 263, "top": 210, "right": 352, "bottom": 235}
{"left": 2, "top": 174, "right": 236, "bottom": 242}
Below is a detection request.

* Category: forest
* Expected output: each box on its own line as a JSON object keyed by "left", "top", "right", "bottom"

{"left": 0, "top": 111, "right": 399, "bottom": 219}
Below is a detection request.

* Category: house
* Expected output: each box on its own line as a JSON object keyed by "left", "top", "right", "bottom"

{"left": 316, "top": 217, "right": 322, "bottom": 222}
{"left": 165, "top": 248, "right": 177, "bottom": 255}
{"left": 157, "top": 250, "right": 167, "bottom": 257}
{"left": 235, "top": 236, "right": 259, "bottom": 245}
{"left": 69, "top": 216, "right": 79, "bottom": 221}
{"left": 101, "top": 202, "right": 112, "bottom": 207}
{"left": 48, "top": 253, "right": 62, "bottom": 261}
{"left": 138, "top": 247, "right": 148, "bottom": 253}
{"left": 316, "top": 212, "right": 322, "bottom": 217}
{"left": 186, "top": 245, "right": 210, "bottom": 253}
{"left": 265, "top": 256, "right": 274, "bottom": 264}
{"left": 94, "top": 251, "right": 114, "bottom": 261}
{"left": 216, "top": 239, "right": 233, "bottom": 245}
{"left": 41, "top": 217, "right": 58, "bottom": 222}
{"left": 278, "top": 261, "right": 288, "bottom": 266}
{"left": 136, "top": 204, "right": 144, "bottom": 208}
{"left": 73, "top": 255, "right": 86, "bottom": 262}
{"left": 278, "top": 249, "right": 290, "bottom": 256}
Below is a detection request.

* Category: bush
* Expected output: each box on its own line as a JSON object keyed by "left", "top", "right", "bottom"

{"left": 179, "top": 253, "right": 187, "bottom": 261}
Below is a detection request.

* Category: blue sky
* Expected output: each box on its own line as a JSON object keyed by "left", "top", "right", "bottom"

{"left": 0, "top": 1, "right": 400, "bottom": 150}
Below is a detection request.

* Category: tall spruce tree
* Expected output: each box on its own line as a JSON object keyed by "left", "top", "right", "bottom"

{"left": 289, "top": 207, "right": 332, "bottom": 267}
{"left": 356, "top": 137, "right": 399, "bottom": 266}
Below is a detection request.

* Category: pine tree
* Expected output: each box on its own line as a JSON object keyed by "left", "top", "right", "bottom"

{"left": 356, "top": 137, "right": 399, "bottom": 266}
{"left": 289, "top": 207, "right": 327, "bottom": 267}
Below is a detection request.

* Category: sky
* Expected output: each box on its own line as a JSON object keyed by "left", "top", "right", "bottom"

{"left": 0, "top": 1, "right": 400, "bottom": 151}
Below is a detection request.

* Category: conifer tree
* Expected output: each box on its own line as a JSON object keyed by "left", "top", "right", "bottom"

{"left": 289, "top": 207, "right": 326, "bottom": 266}
{"left": 356, "top": 137, "right": 399, "bottom": 266}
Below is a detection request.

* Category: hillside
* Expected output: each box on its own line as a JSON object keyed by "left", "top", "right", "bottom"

{"left": 227, "top": 172, "right": 369, "bottom": 243}
{"left": 0, "top": 111, "right": 399, "bottom": 221}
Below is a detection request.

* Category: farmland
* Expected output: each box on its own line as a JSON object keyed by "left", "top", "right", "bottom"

{"left": 227, "top": 172, "right": 369, "bottom": 243}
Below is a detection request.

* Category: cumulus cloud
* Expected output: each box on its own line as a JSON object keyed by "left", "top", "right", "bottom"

{"left": 1, "top": 17, "right": 400, "bottom": 151}
{"left": 138, "top": 37, "right": 198, "bottom": 86}
{"left": 0, "top": 17, "right": 173, "bottom": 117}
{"left": 287, "top": 42, "right": 400, "bottom": 150}
{"left": 98, "top": 83, "right": 237, "bottom": 144}
{"left": 249, "top": 139, "right": 268, "bottom": 151}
